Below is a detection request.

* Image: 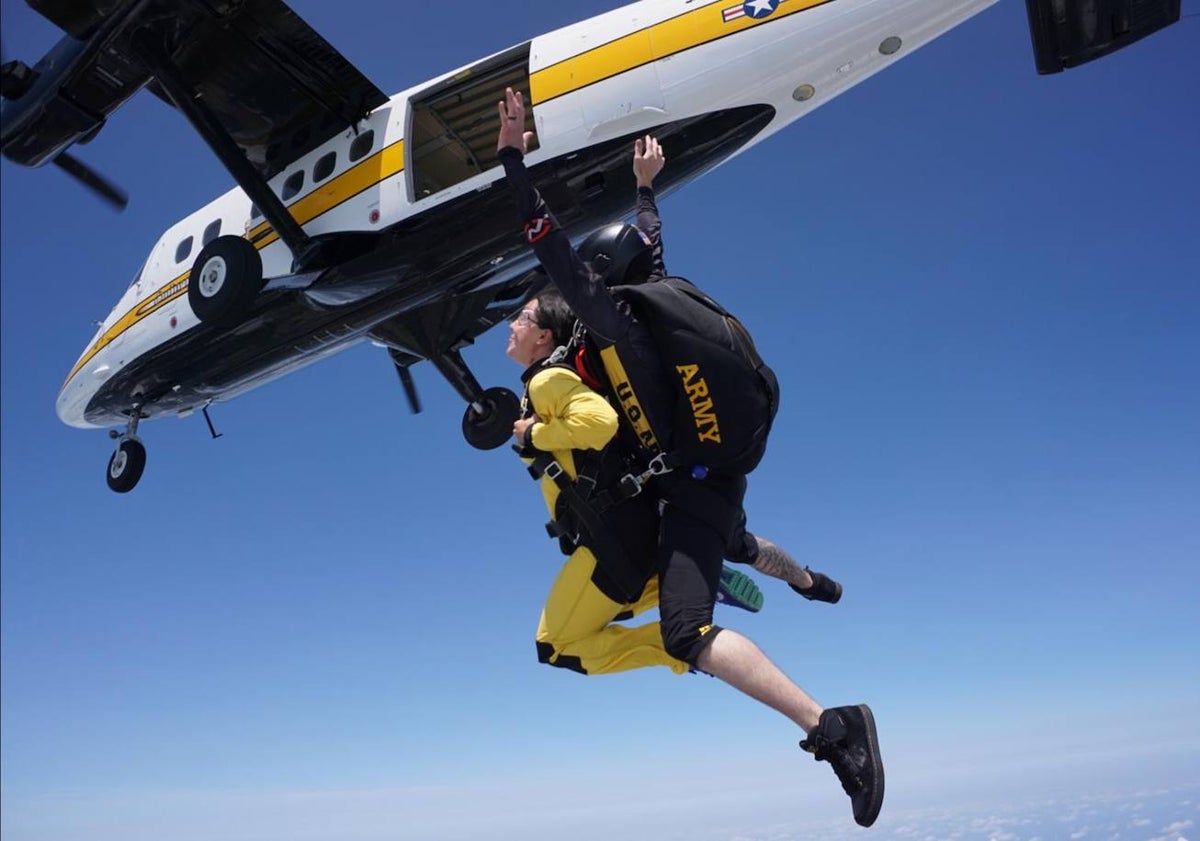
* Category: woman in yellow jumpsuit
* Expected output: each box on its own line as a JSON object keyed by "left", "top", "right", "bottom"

{"left": 507, "top": 289, "right": 689, "bottom": 676}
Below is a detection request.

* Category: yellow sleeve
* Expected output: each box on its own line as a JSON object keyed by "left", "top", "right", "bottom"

{"left": 528, "top": 367, "right": 618, "bottom": 453}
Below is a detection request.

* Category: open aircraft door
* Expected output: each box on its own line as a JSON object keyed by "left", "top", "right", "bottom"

{"left": 1025, "top": 0, "right": 1181, "bottom": 74}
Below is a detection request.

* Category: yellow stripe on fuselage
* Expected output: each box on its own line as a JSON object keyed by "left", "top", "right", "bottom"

{"left": 245, "top": 140, "right": 406, "bottom": 247}
{"left": 65, "top": 140, "right": 406, "bottom": 388}
{"left": 64, "top": 269, "right": 193, "bottom": 390}
{"left": 530, "top": 0, "right": 834, "bottom": 105}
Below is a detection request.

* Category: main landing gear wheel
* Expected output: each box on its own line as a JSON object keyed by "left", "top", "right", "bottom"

{"left": 106, "top": 438, "right": 146, "bottom": 493}
{"left": 188, "top": 235, "right": 264, "bottom": 325}
{"left": 462, "top": 386, "right": 520, "bottom": 450}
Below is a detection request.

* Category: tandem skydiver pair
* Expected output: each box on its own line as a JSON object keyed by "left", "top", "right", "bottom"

{"left": 497, "top": 87, "right": 883, "bottom": 829}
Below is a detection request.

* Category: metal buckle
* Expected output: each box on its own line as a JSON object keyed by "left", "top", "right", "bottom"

{"left": 619, "top": 473, "right": 643, "bottom": 498}
{"left": 646, "top": 453, "right": 671, "bottom": 475}
{"left": 543, "top": 460, "right": 564, "bottom": 481}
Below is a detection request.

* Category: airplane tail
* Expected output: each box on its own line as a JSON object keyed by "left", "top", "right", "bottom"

{"left": 1025, "top": 0, "right": 1180, "bottom": 74}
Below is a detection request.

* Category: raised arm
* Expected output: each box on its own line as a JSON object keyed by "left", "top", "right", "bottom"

{"left": 632, "top": 135, "right": 667, "bottom": 279}
{"left": 496, "top": 88, "right": 632, "bottom": 345}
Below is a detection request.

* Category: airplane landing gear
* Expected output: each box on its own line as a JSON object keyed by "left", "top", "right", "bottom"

{"left": 106, "top": 411, "right": 146, "bottom": 493}
{"left": 462, "top": 386, "right": 521, "bottom": 450}
{"left": 371, "top": 290, "right": 538, "bottom": 452}
{"left": 188, "top": 235, "right": 264, "bottom": 325}
{"left": 427, "top": 350, "right": 520, "bottom": 451}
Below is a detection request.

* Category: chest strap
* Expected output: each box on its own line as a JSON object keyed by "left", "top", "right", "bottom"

{"left": 524, "top": 448, "right": 664, "bottom": 544}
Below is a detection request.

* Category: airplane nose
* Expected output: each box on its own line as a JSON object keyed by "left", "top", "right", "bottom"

{"left": 56, "top": 356, "right": 104, "bottom": 429}
{"left": 56, "top": 376, "right": 81, "bottom": 426}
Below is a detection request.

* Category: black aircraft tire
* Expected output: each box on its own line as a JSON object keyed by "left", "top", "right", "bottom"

{"left": 188, "top": 235, "right": 264, "bottom": 325}
{"left": 106, "top": 438, "right": 147, "bottom": 493}
{"left": 462, "top": 387, "right": 521, "bottom": 450}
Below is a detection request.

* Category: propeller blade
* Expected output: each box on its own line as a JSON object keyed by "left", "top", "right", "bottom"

{"left": 52, "top": 151, "right": 128, "bottom": 211}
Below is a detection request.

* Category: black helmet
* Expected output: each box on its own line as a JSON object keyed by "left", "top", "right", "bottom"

{"left": 577, "top": 223, "right": 653, "bottom": 286}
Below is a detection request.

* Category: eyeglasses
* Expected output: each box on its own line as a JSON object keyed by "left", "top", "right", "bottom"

{"left": 511, "top": 310, "right": 540, "bottom": 327}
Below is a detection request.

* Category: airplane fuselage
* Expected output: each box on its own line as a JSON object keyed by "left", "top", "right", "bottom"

{"left": 56, "top": 0, "right": 998, "bottom": 430}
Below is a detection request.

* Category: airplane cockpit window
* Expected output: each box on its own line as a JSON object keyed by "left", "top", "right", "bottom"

{"left": 202, "top": 220, "right": 222, "bottom": 246}
{"left": 127, "top": 266, "right": 144, "bottom": 290}
{"left": 281, "top": 170, "right": 305, "bottom": 201}
{"left": 349, "top": 130, "right": 375, "bottom": 162}
{"left": 314, "top": 151, "right": 336, "bottom": 182}
{"left": 175, "top": 236, "right": 194, "bottom": 264}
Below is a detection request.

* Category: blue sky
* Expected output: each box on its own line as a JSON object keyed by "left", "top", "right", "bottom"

{"left": 2, "top": 1, "right": 1198, "bottom": 839}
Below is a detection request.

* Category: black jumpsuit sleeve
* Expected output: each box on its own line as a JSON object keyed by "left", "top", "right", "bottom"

{"left": 499, "top": 147, "right": 632, "bottom": 346}
{"left": 635, "top": 186, "right": 667, "bottom": 280}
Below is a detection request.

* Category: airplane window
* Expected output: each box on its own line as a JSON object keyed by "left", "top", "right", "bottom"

{"left": 314, "top": 151, "right": 336, "bottom": 182}
{"left": 250, "top": 204, "right": 262, "bottom": 220}
{"left": 175, "top": 236, "right": 194, "bottom": 264}
{"left": 349, "top": 130, "right": 375, "bottom": 162}
{"left": 127, "top": 255, "right": 151, "bottom": 290}
{"left": 282, "top": 170, "right": 305, "bottom": 201}
{"left": 202, "top": 220, "right": 222, "bottom": 246}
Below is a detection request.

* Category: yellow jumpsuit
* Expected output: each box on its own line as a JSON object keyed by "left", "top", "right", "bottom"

{"left": 524, "top": 364, "right": 688, "bottom": 675}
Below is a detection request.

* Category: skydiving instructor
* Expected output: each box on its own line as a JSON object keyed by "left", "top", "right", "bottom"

{"left": 496, "top": 87, "right": 885, "bottom": 827}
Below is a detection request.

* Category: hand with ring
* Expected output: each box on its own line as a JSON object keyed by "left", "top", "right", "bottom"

{"left": 497, "top": 87, "right": 535, "bottom": 155}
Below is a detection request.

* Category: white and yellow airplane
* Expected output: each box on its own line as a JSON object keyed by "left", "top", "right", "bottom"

{"left": 0, "top": 0, "right": 1179, "bottom": 492}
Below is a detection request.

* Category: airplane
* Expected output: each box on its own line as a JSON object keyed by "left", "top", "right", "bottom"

{"left": 0, "top": 0, "right": 1181, "bottom": 493}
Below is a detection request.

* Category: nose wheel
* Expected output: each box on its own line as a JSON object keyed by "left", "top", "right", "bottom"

{"left": 107, "top": 438, "right": 147, "bottom": 493}
{"left": 106, "top": 410, "right": 146, "bottom": 493}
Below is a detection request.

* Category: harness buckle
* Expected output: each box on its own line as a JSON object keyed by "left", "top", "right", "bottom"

{"left": 646, "top": 453, "right": 671, "bottom": 475}
{"left": 543, "top": 460, "right": 565, "bottom": 481}
{"left": 618, "top": 473, "right": 644, "bottom": 498}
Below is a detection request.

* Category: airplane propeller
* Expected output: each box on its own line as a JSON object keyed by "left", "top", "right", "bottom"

{"left": 51, "top": 149, "right": 129, "bottom": 210}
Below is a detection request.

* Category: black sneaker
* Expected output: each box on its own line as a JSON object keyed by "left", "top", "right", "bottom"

{"left": 789, "top": 568, "right": 843, "bottom": 603}
{"left": 800, "top": 704, "right": 884, "bottom": 827}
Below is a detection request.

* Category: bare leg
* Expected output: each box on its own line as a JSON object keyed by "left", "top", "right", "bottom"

{"left": 695, "top": 628, "right": 822, "bottom": 733}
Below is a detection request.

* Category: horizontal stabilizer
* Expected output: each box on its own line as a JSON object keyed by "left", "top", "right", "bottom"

{"left": 1025, "top": 0, "right": 1180, "bottom": 74}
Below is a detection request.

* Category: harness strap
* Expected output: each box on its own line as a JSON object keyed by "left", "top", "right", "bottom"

{"left": 527, "top": 450, "right": 612, "bottom": 543}
{"left": 521, "top": 445, "right": 657, "bottom": 603}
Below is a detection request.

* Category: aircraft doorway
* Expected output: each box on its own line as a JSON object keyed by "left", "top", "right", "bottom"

{"left": 407, "top": 43, "right": 533, "bottom": 201}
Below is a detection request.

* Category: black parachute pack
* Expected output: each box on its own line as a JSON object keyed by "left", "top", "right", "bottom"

{"left": 609, "top": 276, "right": 779, "bottom": 476}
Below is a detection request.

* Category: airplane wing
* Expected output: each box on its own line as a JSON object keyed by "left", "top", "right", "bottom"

{"left": 5, "top": 0, "right": 387, "bottom": 180}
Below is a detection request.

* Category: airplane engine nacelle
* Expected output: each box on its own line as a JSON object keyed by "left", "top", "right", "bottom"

{"left": 1025, "top": 0, "right": 1181, "bottom": 74}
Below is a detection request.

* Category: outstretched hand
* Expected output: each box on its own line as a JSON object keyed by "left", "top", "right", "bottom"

{"left": 497, "top": 87, "right": 535, "bottom": 155}
{"left": 633, "top": 135, "right": 665, "bottom": 188}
